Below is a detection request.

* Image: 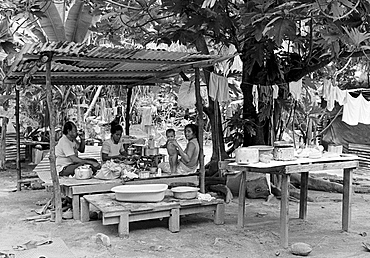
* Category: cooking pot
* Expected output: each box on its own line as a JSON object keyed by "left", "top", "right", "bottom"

{"left": 74, "top": 165, "right": 93, "bottom": 180}
{"left": 235, "top": 147, "right": 259, "bottom": 164}
{"left": 127, "top": 147, "right": 136, "bottom": 155}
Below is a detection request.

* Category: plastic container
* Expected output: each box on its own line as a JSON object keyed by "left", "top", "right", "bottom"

{"left": 171, "top": 186, "right": 199, "bottom": 200}
{"left": 235, "top": 147, "right": 259, "bottom": 164}
{"left": 111, "top": 184, "right": 168, "bottom": 202}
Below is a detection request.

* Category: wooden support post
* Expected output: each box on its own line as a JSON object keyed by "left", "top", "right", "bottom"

{"left": 214, "top": 203, "right": 225, "bottom": 225}
{"left": 342, "top": 168, "right": 352, "bottom": 231}
{"left": 72, "top": 195, "right": 80, "bottom": 220}
{"left": 44, "top": 52, "right": 63, "bottom": 224}
{"left": 238, "top": 171, "right": 246, "bottom": 227}
{"left": 195, "top": 67, "right": 205, "bottom": 193}
{"left": 118, "top": 213, "right": 130, "bottom": 238}
{"left": 169, "top": 208, "right": 180, "bottom": 232}
{"left": 299, "top": 172, "right": 309, "bottom": 219}
{"left": 280, "top": 173, "right": 290, "bottom": 248}
{"left": 15, "top": 87, "right": 21, "bottom": 191}
{"left": 125, "top": 87, "right": 132, "bottom": 135}
{"left": 80, "top": 197, "right": 90, "bottom": 222}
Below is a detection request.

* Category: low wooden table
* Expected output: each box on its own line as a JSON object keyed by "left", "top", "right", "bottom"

{"left": 228, "top": 155, "right": 359, "bottom": 248}
{"left": 63, "top": 173, "right": 199, "bottom": 220}
{"left": 81, "top": 193, "right": 225, "bottom": 237}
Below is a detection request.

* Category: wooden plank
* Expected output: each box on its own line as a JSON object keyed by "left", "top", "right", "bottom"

{"left": 126, "top": 175, "right": 199, "bottom": 187}
{"left": 71, "top": 182, "right": 121, "bottom": 195}
{"left": 179, "top": 205, "right": 216, "bottom": 216}
{"left": 103, "top": 210, "right": 172, "bottom": 225}
{"left": 285, "top": 161, "right": 358, "bottom": 173}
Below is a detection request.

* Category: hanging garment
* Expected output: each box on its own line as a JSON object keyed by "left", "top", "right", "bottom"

{"left": 100, "top": 99, "right": 106, "bottom": 121}
{"left": 334, "top": 87, "right": 347, "bottom": 106}
{"left": 252, "top": 84, "right": 259, "bottom": 113}
{"left": 342, "top": 92, "right": 370, "bottom": 125}
{"left": 326, "top": 86, "right": 336, "bottom": 111}
{"left": 209, "top": 72, "right": 230, "bottom": 103}
{"left": 272, "top": 85, "right": 279, "bottom": 99}
{"left": 140, "top": 107, "right": 152, "bottom": 131}
{"left": 178, "top": 81, "right": 196, "bottom": 109}
{"left": 322, "top": 78, "right": 332, "bottom": 100}
{"left": 289, "top": 79, "right": 302, "bottom": 100}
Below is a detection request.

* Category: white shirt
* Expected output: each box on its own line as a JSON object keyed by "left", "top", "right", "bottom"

{"left": 55, "top": 135, "right": 78, "bottom": 172}
{"left": 101, "top": 138, "right": 125, "bottom": 159}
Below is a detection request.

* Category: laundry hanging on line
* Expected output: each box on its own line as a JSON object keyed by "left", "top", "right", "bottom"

{"left": 209, "top": 72, "right": 230, "bottom": 103}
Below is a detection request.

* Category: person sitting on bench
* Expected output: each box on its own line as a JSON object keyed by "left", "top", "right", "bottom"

{"left": 56, "top": 121, "right": 101, "bottom": 176}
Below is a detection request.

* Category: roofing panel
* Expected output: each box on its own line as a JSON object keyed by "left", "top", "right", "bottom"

{"left": 5, "top": 41, "right": 227, "bottom": 86}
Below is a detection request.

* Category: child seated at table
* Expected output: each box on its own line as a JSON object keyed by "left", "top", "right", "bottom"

{"left": 165, "top": 129, "right": 178, "bottom": 174}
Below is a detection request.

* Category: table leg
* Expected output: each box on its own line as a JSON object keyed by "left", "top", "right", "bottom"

{"left": 299, "top": 172, "right": 308, "bottom": 219}
{"left": 72, "top": 195, "right": 80, "bottom": 220}
{"left": 238, "top": 171, "right": 247, "bottom": 227}
{"left": 342, "top": 168, "right": 352, "bottom": 231}
{"left": 214, "top": 203, "right": 225, "bottom": 225}
{"left": 280, "top": 173, "right": 290, "bottom": 248}
{"left": 169, "top": 208, "right": 180, "bottom": 232}
{"left": 80, "top": 197, "right": 90, "bottom": 222}
{"left": 118, "top": 213, "right": 130, "bottom": 238}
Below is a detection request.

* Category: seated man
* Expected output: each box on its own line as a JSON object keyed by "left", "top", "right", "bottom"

{"left": 56, "top": 121, "right": 101, "bottom": 176}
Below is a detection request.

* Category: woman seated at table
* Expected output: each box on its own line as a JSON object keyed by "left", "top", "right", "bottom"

{"left": 158, "top": 123, "right": 200, "bottom": 174}
{"left": 101, "top": 122, "right": 128, "bottom": 162}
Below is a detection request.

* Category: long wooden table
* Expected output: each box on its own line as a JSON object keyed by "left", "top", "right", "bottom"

{"left": 34, "top": 146, "right": 199, "bottom": 220}
{"left": 227, "top": 155, "right": 359, "bottom": 248}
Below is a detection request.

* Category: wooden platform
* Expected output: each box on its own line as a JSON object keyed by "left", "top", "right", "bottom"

{"left": 81, "top": 193, "right": 225, "bottom": 237}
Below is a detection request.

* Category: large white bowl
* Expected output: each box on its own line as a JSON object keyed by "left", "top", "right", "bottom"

{"left": 111, "top": 184, "right": 168, "bottom": 202}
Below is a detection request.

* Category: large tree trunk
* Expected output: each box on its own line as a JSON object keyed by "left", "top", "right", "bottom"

{"left": 0, "top": 85, "right": 12, "bottom": 169}
{"left": 0, "top": 116, "right": 8, "bottom": 169}
{"left": 194, "top": 36, "right": 228, "bottom": 166}
{"left": 240, "top": 65, "right": 267, "bottom": 146}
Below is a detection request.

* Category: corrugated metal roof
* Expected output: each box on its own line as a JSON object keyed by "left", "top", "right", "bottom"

{"left": 4, "top": 42, "right": 228, "bottom": 86}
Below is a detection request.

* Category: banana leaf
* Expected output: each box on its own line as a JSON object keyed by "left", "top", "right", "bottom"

{"left": 65, "top": 0, "right": 93, "bottom": 43}
{"left": 39, "top": 1, "right": 66, "bottom": 41}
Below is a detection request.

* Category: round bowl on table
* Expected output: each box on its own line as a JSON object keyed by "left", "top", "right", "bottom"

{"left": 171, "top": 186, "right": 200, "bottom": 200}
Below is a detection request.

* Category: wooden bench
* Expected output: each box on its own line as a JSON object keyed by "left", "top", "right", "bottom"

{"left": 80, "top": 193, "right": 225, "bottom": 237}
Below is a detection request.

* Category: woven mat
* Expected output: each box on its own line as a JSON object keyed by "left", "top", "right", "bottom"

{"left": 13, "top": 238, "right": 75, "bottom": 258}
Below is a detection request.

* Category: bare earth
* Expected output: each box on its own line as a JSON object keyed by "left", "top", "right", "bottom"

{"left": 2, "top": 161, "right": 370, "bottom": 257}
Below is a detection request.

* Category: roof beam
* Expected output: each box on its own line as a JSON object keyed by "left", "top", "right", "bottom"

{"left": 22, "top": 54, "right": 197, "bottom": 65}
{"left": 8, "top": 71, "right": 159, "bottom": 77}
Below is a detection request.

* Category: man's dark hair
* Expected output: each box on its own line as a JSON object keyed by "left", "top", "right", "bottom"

{"left": 110, "top": 121, "right": 123, "bottom": 134}
{"left": 63, "top": 121, "right": 76, "bottom": 135}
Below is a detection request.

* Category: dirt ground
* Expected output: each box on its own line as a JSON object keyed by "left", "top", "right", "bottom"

{"left": 2, "top": 159, "right": 370, "bottom": 258}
